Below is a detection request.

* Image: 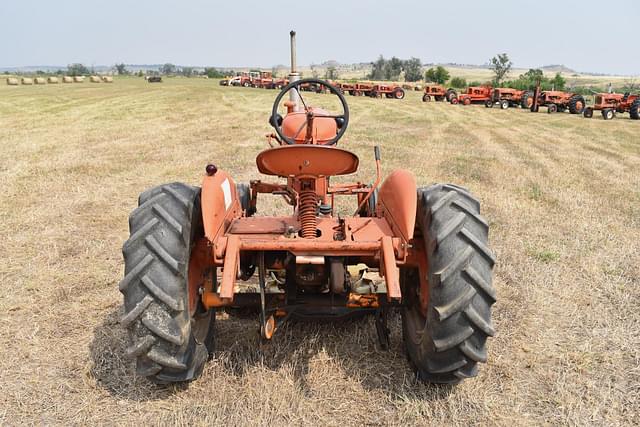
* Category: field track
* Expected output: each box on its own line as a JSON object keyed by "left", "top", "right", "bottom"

{"left": 0, "top": 77, "right": 638, "bottom": 425}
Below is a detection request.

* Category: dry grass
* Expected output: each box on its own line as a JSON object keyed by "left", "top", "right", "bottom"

{"left": 0, "top": 77, "right": 639, "bottom": 426}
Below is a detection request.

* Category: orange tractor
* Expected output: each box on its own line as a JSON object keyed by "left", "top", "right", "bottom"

{"left": 583, "top": 92, "right": 640, "bottom": 120}
{"left": 119, "top": 31, "right": 496, "bottom": 385}
{"left": 422, "top": 85, "right": 457, "bottom": 102}
{"left": 534, "top": 90, "right": 586, "bottom": 114}
{"left": 451, "top": 86, "right": 493, "bottom": 105}
{"left": 252, "top": 71, "right": 275, "bottom": 89}
{"left": 486, "top": 88, "right": 532, "bottom": 109}
{"left": 370, "top": 83, "right": 405, "bottom": 99}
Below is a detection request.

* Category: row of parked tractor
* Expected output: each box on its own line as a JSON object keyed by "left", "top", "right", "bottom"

{"left": 221, "top": 72, "right": 640, "bottom": 120}
{"left": 220, "top": 71, "right": 408, "bottom": 99}
{"left": 423, "top": 84, "right": 640, "bottom": 120}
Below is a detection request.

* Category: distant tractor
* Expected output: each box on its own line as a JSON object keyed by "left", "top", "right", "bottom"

{"left": 147, "top": 76, "right": 162, "bottom": 83}
{"left": 353, "top": 82, "right": 374, "bottom": 96}
{"left": 337, "top": 82, "right": 355, "bottom": 95}
{"left": 583, "top": 93, "right": 640, "bottom": 120}
{"left": 422, "top": 85, "right": 457, "bottom": 102}
{"left": 253, "top": 72, "right": 275, "bottom": 89}
{"left": 536, "top": 91, "right": 586, "bottom": 114}
{"left": 234, "top": 72, "right": 260, "bottom": 87}
{"left": 452, "top": 86, "right": 493, "bottom": 105}
{"left": 487, "top": 88, "right": 530, "bottom": 109}
{"left": 273, "top": 78, "right": 289, "bottom": 90}
{"left": 370, "top": 83, "right": 405, "bottom": 99}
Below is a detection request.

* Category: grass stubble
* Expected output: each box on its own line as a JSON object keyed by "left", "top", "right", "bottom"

{"left": 0, "top": 78, "right": 638, "bottom": 425}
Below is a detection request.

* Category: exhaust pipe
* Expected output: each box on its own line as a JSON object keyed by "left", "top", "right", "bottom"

{"left": 289, "top": 30, "right": 301, "bottom": 112}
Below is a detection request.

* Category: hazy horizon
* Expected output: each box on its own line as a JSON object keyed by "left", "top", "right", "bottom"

{"left": 1, "top": 0, "right": 639, "bottom": 76}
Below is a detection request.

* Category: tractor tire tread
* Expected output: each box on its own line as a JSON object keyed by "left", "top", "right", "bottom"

{"left": 402, "top": 184, "right": 496, "bottom": 384}
{"left": 119, "top": 182, "right": 212, "bottom": 383}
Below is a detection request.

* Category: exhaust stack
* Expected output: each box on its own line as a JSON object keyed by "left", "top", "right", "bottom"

{"left": 289, "top": 30, "right": 301, "bottom": 111}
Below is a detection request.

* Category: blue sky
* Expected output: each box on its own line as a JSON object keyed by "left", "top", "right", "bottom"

{"left": 1, "top": 0, "right": 638, "bottom": 75}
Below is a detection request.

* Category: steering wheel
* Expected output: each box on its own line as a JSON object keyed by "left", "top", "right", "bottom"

{"left": 270, "top": 78, "right": 349, "bottom": 145}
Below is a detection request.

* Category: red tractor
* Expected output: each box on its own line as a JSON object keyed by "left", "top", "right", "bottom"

{"left": 422, "top": 85, "right": 457, "bottom": 102}
{"left": 452, "top": 86, "right": 493, "bottom": 105}
{"left": 119, "top": 31, "right": 496, "bottom": 386}
{"left": 353, "top": 82, "right": 374, "bottom": 96}
{"left": 583, "top": 92, "right": 640, "bottom": 120}
{"left": 486, "top": 88, "right": 532, "bottom": 109}
{"left": 233, "top": 72, "right": 258, "bottom": 87}
{"left": 536, "top": 91, "right": 585, "bottom": 114}
{"left": 252, "top": 71, "right": 274, "bottom": 89}
{"left": 370, "top": 83, "right": 405, "bottom": 99}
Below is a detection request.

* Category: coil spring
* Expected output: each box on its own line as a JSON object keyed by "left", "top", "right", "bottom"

{"left": 298, "top": 190, "right": 318, "bottom": 239}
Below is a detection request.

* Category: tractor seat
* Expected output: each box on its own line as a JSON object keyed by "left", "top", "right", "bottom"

{"left": 256, "top": 145, "right": 359, "bottom": 177}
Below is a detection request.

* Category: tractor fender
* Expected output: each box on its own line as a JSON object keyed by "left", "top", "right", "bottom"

{"left": 201, "top": 170, "right": 242, "bottom": 244}
{"left": 376, "top": 169, "right": 417, "bottom": 242}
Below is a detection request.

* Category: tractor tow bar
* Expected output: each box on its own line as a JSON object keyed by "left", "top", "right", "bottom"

{"left": 375, "top": 305, "right": 391, "bottom": 350}
{"left": 258, "top": 251, "right": 276, "bottom": 340}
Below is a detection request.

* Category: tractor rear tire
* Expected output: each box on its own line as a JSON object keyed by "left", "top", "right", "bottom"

{"left": 446, "top": 89, "right": 458, "bottom": 102}
{"left": 120, "top": 183, "right": 215, "bottom": 384}
{"left": 423, "top": 94, "right": 431, "bottom": 102}
{"left": 401, "top": 184, "right": 496, "bottom": 384}
{"left": 583, "top": 107, "right": 594, "bottom": 118}
{"left": 393, "top": 88, "right": 405, "bottom": 99}
{"left": 520, "top": 91, "right": 534, "bottom": 109}
{"left": 630, "top": 100, "right": 640, "bottom": 120}
{"left": 568, "top": 95, "right": 586, "bottom": 114}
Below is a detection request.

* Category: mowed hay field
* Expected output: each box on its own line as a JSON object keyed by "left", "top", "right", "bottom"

{"left": 1, "top": 77, "right": 639, "bottom": 426}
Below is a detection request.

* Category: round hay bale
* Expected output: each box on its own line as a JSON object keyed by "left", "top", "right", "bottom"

{"left": 102, "top": 76, "right": 113, "bottom": 83}
{"left": 34, "top": 77, "right": 47, "bottom": 85}
{"left": 90, "top": 75, "right": 101, "bottom": 83}
{"left": 47, "top": 77, "right": 59, "bottom": 84}
{"left": 73, "top": 76, "right": 85, "bottom": 83}
{"left": 21, "top": 78, "right": 33, "bottom": 85}
{"left": 7, "top": 78, "right": 19, "bottom": 86}
{"left": 63, "top": 76, "right": 73, "bottom": 83}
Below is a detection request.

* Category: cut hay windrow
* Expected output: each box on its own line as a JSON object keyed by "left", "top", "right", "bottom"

{"left": 34, "top": 77, "right": 46, "bottom": 85}
{"left": 62, "top": 76, "right": 73, "bottom": 83}
{"left": 6, "top": 77, "right": 19, "bottom": 85}
{"left": 90, "top": 75, "right": 101, "bottom": 83}
{"left": 73, "top": 76, "right": 85, "bottom": 83}
{"left": 102, "top": 76, "right": 113, "bottom": 83}
{"left": 47, "top": 77, "right": 59, "bottom": 84}
{"left": 21, "top": 77, "right": 33, "bottom": 85}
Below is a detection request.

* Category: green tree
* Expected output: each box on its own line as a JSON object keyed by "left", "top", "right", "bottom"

{"left": 424, "top": 66, "right": 450, "bottom": 84}
{"left": 383, "top": 57, "right": 403, "bottom": 80}
{"left": 450, "top": 77, "right": 467, "bottom": 88}
{"left": 403, "top": 57, "right": 422, "bottom": 82}
{"left": 551, "top": 72, "right": 566, "bottom": 90}
{"left": 180, "top": 66, "right": 194, "bottom": 77}
{"left": 369, "top": 55, "right": 386, "bottom": 80}
{"left": 160, "top": 63, "right": 176, "bottom": 75}
{"left": 67, "top": 63, "right": 90, "bottom": 76}
{"left": 489, "top": 53, "right": 512, "bottom": 85}
{"left": 204, "top": 67, "right": 225, "bottom": 78}
{"left": 115, "top": 63, "right": 128, "bottom": 75}
{"left": 325, "top": 66, "right": 338, "bottom": 80}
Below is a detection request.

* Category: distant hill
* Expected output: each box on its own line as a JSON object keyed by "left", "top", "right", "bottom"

{"left": 540, "top": 64, "right": 577, "bottom": 74}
